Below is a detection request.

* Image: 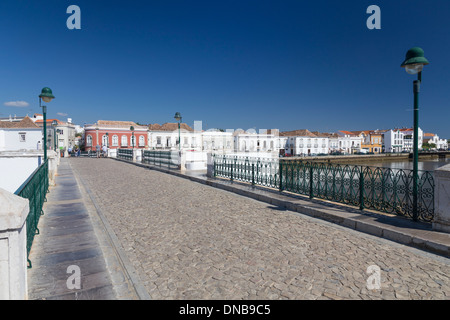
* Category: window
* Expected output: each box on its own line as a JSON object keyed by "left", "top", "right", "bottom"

{"left": 86, "top": 135, "right": 92, "bottom": 147}
{"left": 102, "top": 135, "right": 108, "bottom": 147}
{"left": 19, "top": 132, "right": 26, "bottom": 142}
{"left": 112, "top": 135, "right": 118, "bottom": 147}
{"left": 157, "top": 136, "right": 161, "bottom": 145}
{"left": 121, "top": 135, "right": 128, "bottom": 147}
{"left": 139, "top": 135, "right": 145, "bottom": 147}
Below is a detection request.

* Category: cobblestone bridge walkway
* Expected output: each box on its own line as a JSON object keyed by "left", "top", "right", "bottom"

{"left": 69, "top": 158, "right": 450, "bottom": 300}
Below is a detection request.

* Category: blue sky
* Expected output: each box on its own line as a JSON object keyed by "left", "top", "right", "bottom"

{"left": 1, "top": 0, "right": 450, "bottom": 137}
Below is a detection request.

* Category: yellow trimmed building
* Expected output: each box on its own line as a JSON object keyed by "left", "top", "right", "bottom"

{"left": 352, "top": 130, "right": 383, "bottom": 153}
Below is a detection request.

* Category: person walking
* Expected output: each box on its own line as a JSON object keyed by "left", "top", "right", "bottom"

{"left": 96, "top": 144, "right": 101, "bottom": 158}
{"left": 102, "top": 144, "right": 108, "bottom": 158}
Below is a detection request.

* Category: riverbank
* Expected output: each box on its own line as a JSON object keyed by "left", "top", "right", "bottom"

{"left": 284, "top": 152, "right": 449, "bottom": 164}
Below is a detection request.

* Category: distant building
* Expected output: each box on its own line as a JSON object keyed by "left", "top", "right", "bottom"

{"left": 35, "top": 118, "right": 77, "bottom": 154}
{"left": 233, "top": 129, "right": 277, "bottom": 154}
{"left": 311, "top": 132, "right": 339, "bottom": 154}
{"left": 381, "top": 129, "right": 405, "bottom": 153}
{"left": 0, "top": 116, "right": 44, "bottom": 193}
{"left": 423, "top": 133, "right": 448, "bottom": 150}
{"left": 399, "top": 127, "right": 423, "bottom": 152}
{"left": 148, "top": 122, "right": 195, "bottom": 150}
{"left": 351, "top": 130, "right": 383, "bottom": 154}
{"left": 336, "top": 131, "right": 362, "bottom": 154}
{"left": 84, "top": 120, "right": 148, "bottom": 151}
{"left": 279, "top": 129, "right": 328, "bottom": 156}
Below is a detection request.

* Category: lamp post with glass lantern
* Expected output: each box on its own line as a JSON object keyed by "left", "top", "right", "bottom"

{"left": 39, "top": 87, "right": 55, "bottom": 161}
{"left": 400, "top": 47, "right": 429, "bottom": 221}
{"left": 174, "top": 112, "right": 182, "bottom": 150}
{"left": 130, "top": 126, "right": 135, "bottom": 148}
{"left": 52, "top": 120, "right": 58, "bottom": 151}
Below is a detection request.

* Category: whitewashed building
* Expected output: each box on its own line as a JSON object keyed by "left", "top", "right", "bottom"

{"left": 202, "top": 130, "right": 233, "bottom": 152}
{"left": 148, "top": 122, "right": 234, "bottom": 153}
{"left": 0, "top": 116, "right": 45, "bottom": 193}
{"left": 336, "top": 131, "right": 362, "bottom": 154}
{"left": 424, "top": 133, "right": 448, "bottom": 150}
{"left": 233, "top": 129, "right": 278, "bottom": 154}
{"left": 279, "top": 129, "right": 329, "bottom": 156}
{"left": 400, "top": 127, "right": 423, "bottom": 152}
{"left": 382, "top": 129, "right": 405, "bottom": 153}
{"left": 34, "top": 115, "right": 77, "bottom": 154}
{"left": 148, "top": 122, "right": 196, "bottom": 150}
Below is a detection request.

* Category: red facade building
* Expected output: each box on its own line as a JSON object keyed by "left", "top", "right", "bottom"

{"left": 83, "top": 120, "right": 148, "bottom": 151}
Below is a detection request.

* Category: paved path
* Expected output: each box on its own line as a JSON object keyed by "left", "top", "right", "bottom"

{"left": 69, "top": 158, "right": 450, "bottom": 300}
{"left": 27, "top": 159, "right": 139, "bottom": 300}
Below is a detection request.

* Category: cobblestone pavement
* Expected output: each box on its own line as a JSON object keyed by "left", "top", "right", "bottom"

{"left": 70, "top": 158, "right": 450, "bottom": 300}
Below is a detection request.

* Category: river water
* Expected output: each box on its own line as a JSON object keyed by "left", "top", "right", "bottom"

{"left": 349, "top": 158, "right": 450, "bottom": 172}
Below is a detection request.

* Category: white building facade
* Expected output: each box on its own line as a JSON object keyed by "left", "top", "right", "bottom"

{"left": 336, "top": 131, "right": 362, "bottom": 154}
{"left": 382, "top": 129, "right": 405, "bottom": 153}
{"left": 400, "top": 128, "right": 423, "bottom": 152}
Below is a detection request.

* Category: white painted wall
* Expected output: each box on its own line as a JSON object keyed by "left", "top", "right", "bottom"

{"left": 0, "top": 155, "right": 42, "bottom": 193}
{"left": 0, "top": 129, "right": 42, "bottom": 152}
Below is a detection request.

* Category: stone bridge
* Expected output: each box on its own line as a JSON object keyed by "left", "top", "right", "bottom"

{"left": 25, "top": 157, "right": 450, "bottom": 300}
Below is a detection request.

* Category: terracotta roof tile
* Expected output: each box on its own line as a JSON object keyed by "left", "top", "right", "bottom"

{"left": 280, "top": 129, "right": 316, "bottom": 137}
{"left": 94, "top": 120, "right": 147, "bottom": 130}
{"left": 311, "top": 131, "right": 339, "bottom": 138}
{"left": 0, "top": 116, "right": 40, "bottom": 129}
{"left": 149, "top": 122, "right": 193, "bottom": 132}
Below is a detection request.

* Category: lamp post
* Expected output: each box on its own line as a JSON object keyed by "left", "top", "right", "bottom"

{"left": 130, "top": 126, "right": 135, "bottom": 148}
{"left": 106, "top": 132, "right": 109, "bottom": 148}
{"left": 39, "top": 87, "right": 55, "bottom": 161}
{"left": 52, "top": 120, "right": 58, "bottom": 150}
{"left": 401, "top": 47, "right": 429, "bottom": 221}
{"left": 174, "top": 112, "right": 182, "bottom": 150}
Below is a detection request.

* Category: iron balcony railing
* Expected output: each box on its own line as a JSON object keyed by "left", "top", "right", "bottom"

{"left": 142, "top": 150, "right": 180, "bottom": 169}
{"left": 117, "top": 148, "right": 133, "bottom": 161}
{"left": 212, "top": 155, "right": 435, "bottom": 222}
{"left": 14, "top": 160, "right": 49, "bottom": 268}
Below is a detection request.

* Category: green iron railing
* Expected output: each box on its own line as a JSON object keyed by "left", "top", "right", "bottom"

{"left": 14, "top": 160, "right": 49, "bottom": 268}
{"left": 213, "top": 155, "right": 435, "bottom": 222}
{"left": 214, "top": 155, "right": 279, "bottom": 189}
{"left": 142, "top": 150, "right": 180, "bottom": 169}
{"left": 117, "top": 148, "right": 133, "bottom": 161}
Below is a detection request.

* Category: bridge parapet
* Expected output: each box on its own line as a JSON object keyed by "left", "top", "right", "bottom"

{"left": 433, "top": 163, "right": 450, "bottom": 233}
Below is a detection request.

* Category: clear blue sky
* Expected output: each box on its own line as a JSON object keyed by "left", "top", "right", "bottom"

{"left": 1, "top": 0, "right": 449, "bottom": 137}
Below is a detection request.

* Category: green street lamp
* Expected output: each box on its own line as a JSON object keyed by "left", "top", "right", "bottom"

{"left": 39, "top": 87, "right": 55, "bottom": 161}
{"left": 130, "top": 126, "right": 135, "bottom": 148}
{"left": 401, "top": 47, "right": 429, "bottom": 221}
{"left": 52, "top": 120, "right": 58, "bottom": 151}
{"left": 174, "top": 112, "right": 182, "bottom": 150}
{"left": 106, "top": 132, "right": 109, "bottom": 148}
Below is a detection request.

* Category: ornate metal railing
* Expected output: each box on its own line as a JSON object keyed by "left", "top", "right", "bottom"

{"left": 14, "top": 160, "right": 49, "bottom": 268}
{"left": 212, "top": 155, "right": 435, "bottom": 222}
{"left": 214, "top": 155, "right": 279, "bottom": 189}
{"left": 142, "top": 150, "right": 180, "bottom": 169}
{"left": 117, "top": 148, "right": 133, "bottom": 161}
